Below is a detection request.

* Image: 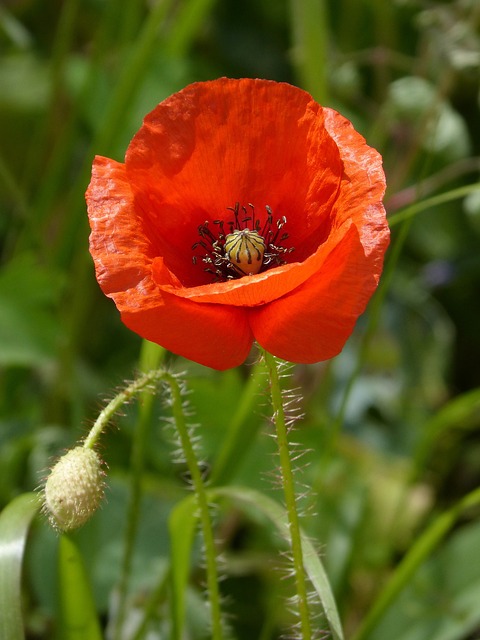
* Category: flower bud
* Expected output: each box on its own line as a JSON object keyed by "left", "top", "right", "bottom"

{"left": 44, "top": 447, "right": 105, "bottom": 531}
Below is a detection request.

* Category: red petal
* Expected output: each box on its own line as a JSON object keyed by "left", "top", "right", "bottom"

{"left": 249, "top": 224, "right": 383, "bottom": 363}
{"left": 324, "top": 107, "right": 388, "bottom": 258}
{"left": 125, "top": 78, "right": 343, "bottom": 286}
{"left": 86, "top": 156, "right": 253, "bottom": 370}
{"left": 121, "top": 295, "right": 253, "bottom": 371}
{"left": 86, "top": 157, "right": 156, "bottom": 299}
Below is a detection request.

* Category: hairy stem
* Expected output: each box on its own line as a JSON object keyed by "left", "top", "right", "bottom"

{"left": 81, "top": 354, "right": 222, "bottom": 638}
{"left": 262, "top": 349, "right": 312, "bottom": 639}
{"left": 164, "top": 372, "right": 223, "bottom": 640}
{"left": 83, "top": 366, "right": 165, "bottom": 451}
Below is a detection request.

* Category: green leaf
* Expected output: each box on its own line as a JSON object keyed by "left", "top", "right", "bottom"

{"left": 0, "top": 492, "right": 42, "bottom": 640}
{"left": 365, "top": 516, "right": 480, "bottom": 640}
{"left": 0, "top": 254, "right": 64, "bottom": 367}
{"left": 57, "top": 534, "right": 103, "bottom": 640}
{"left": 211, "top": 486, "right": 345, "bottom": 640}
{"left": 168, "top": 494, "right": 198, "bottom": 640}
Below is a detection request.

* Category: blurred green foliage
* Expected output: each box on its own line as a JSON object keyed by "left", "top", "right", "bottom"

{"left": 1, "top": 0, "right": 480, "bottom": 638}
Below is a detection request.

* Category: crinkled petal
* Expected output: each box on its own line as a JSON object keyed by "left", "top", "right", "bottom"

{"left": 86, "top": 157, "right": 156, "bottom": 300}
{"left": 152, "top": 221, "right": 353, "bottom": 307}
{"left": 324, "top": 107, "right": 389, "bottom": 257}
{"left": 249, "top": 224, "right": 382, "bottom": 363}
{"left": 86, "top": 156, "right": 253, "bottom": 370}
{"left": 125, "top": 78, "right": 343, "bottom": 286}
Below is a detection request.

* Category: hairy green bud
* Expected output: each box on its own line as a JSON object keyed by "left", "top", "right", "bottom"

{"left": 44, "top": 447, "right": 105, "bottom": 532}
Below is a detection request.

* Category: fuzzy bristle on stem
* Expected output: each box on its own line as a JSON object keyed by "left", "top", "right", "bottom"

{"left": 261, "top": 349, "right": 313, "bottom": 639}
{"left": 163, "top": 371, "right": 224, "bottom": 640}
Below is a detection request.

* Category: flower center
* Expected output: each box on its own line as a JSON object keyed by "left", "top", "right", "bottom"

{"left": 192, "top": 203, "right": 294, "bottom": 281}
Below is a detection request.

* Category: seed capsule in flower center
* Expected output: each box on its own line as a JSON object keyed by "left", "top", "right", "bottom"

{"left": 224, "top": 228, "right": 266, "bottom": 276}
{"left": 192, "top": 203, "right": 293, "bottom": 281}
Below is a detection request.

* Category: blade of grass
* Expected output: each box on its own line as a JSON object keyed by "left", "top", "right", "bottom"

{"left": 351, "top": 486, "right": 480, "bottom": 640}
{"left": 57, "top": 534, "right": 103, "bottom": 640}
{"left": 45, "top": 0, "right": 175, "bottom": 269}
{"left": 130, "top": 566, "right": 170, "bottom": 640}
{"left": 16, "top": 0, "right": 115, "bottom": 252}
{"left": 34, "top": 0, "right": 175, "bottom": 428}
{"left": 0, "top": 492, "right": 41, "bottom": 640}
{"left": 168, "top": 494, "right": 197, "bottom": 640}
{"left": 118, "top": 0, "right": 145, "bottom": 46}
{"left": 22, "top": 0, "right": 81, "bottom": 192}
{"left": 164, "top": 0, "right": 217, "bottom": 57}
{"left": 210, "top": 359, "right": 265, "bottom": 486}
{"left": 0, "top": 150, "right": 29, "bottom": 221}
{"left": 289, "top": 0, "right": 329, "bottom": 103}
{"left": 90, "top": 0, "right": 173, "bottom": 159}
{"left": 388, "top": 183, "right": 480, "bottom": 228}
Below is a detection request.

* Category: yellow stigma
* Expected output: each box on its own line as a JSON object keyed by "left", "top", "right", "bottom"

{"left": 224, "top": 228, "right": 266, "bottom": 276}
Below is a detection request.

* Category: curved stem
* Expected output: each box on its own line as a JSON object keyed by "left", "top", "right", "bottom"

{"left": 81, "top": 345, "right": 165, "bottom": 640}
{"left": 262, "top": 349, "right": 312, "bottom": 640}
{"left": 81, "top": 351, "right": 222, "bottom": 638}
{"left": 83, "top": 360, "right": 223, "bottom": 640}
{"left": 83, "top": 367, "right": 165, "bottom": 451}
{"left": 83, "top": 369, "right": 165, "bottom": 449}
{"left": 164, "top": 372, "right": 223, "bottom": 640}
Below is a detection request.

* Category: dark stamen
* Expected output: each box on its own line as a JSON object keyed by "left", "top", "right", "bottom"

{"left": 192, "top": 203, "right": 294, "bottom": 282}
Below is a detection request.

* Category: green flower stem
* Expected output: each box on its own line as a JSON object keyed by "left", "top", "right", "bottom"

{"left": 81, "top": 362, "right": 166, "bottom": 640}
{"left": 262, "top": 349, "right": 312, "bottom": 640}
{"left": 82, "top": 367, "right": 165, "bottom": 451}
{"left": 83, "top": 358, "right": 223, "bottom": 640}
{"left": 164, "top": 372, "right": 224, "bottom": 640}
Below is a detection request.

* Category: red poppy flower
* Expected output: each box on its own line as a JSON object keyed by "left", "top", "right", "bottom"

{"left": 86, "top": 78, "right": 389, "bottom": 370}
